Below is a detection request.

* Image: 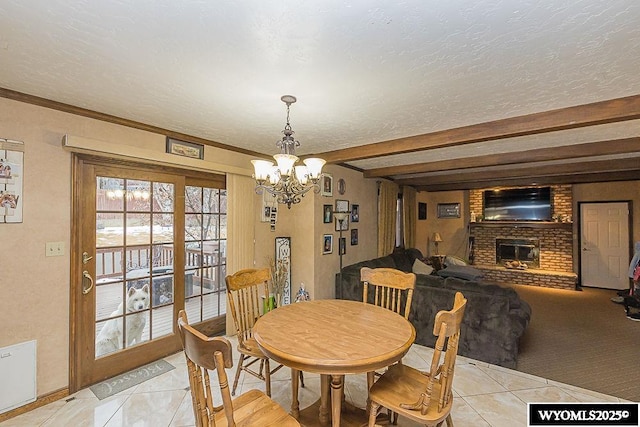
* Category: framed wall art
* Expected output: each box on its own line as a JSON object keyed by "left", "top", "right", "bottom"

{"left": 0, "top": 139, "right": 24, "bottom": 224}
{"left": 418, "top": 202, "right": 427, "bottom": 220}
{"left": 335, "top": 199, "right": 349, "bottom": 213}
{"left": 335, "top": 216, "right": 349, "bottom": 231}
{"left": 339, "top": 237, "right": 346, "bottom": 255}
{"left": 437, "top": 202, "right": 461, "bottom": 218}
{"left": 350, "top": 229, "right": 358, "bottom": 245}
{"left": 351, "top": 204, "right": 359, "bottom": 222}
{"left": 275, "top": 237, "right": 292, "bottom": 305}
{"left": 166, "top": 137, "right": 204, "bottom": 159}
{"left": 323, "top": 234, "right": 333, "bottom": 254}
{"left": 262, "top": 191, "right": 276, "bottom": 222}
{"left": 323, "top": 204, "right": 333, "bottom": 223}
{"left": 321, "top": 174, "right": 333, "bottom": 197}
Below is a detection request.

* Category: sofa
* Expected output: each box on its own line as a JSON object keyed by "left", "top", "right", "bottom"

{"left": 335, "top": 248, "right": 532, "bottom": 368}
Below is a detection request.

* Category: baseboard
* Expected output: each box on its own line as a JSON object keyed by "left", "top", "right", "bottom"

{"left": 0, "top": 388, "right": 69, "bottom": 423}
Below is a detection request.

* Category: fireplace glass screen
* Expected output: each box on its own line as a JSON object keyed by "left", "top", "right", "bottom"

{"left": 496, "top": 238, "right": 540, "bottom": 268}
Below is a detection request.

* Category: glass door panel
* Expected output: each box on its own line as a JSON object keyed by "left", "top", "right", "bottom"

{"left": 184, "top": 185, "right": 227, "bottom": 322}
{"left": 94, "top": 177, "right": 175, "bottom": 358}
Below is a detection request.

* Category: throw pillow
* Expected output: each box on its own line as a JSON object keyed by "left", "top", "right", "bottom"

{"left": 444, "top": 255, "right": 468, "bottom": 267}
{"left": 412, "top": 258, "right": 434, "bottom": 275}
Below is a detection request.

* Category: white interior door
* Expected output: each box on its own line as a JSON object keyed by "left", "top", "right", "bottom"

{"left": 580, "top": 202, "right": 630, "bottom": 290}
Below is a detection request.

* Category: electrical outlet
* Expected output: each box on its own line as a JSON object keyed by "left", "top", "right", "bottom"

{"left": 46, "top": 241, "right": 65, "bottom": 257}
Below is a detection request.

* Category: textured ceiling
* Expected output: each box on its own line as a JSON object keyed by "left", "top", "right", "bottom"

{"left": 1, "top": 1, "right": 640, "bottom": 189}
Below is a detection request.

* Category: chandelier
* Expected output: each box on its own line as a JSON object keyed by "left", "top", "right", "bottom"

{"left": 252, "top": 95, "right": 326, "bottom": 208}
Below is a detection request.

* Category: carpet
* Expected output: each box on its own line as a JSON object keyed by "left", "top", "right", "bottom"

{"left": 90, "top": 360, "right": 175, "bottom": 400}
{"left": 512, "top": 284, "right": 640, "bottom": 401}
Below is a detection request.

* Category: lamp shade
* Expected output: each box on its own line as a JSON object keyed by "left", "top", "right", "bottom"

{"left": 274, "top": 153, "right": 298, "bottom": 177}
{"left": 252, "top": 159, "right": 274, "bottom": 182}
{"left": 334, "top": 211, "right": 349, "bottom": 221}
{"left": 302, "top": 157, "right": 326, "bottom": 179}
{"left": 295, "top": 165, "right": 309, "bottom": 185}
{"left": 433, "top": 232, "right": 443, "bottom": 243}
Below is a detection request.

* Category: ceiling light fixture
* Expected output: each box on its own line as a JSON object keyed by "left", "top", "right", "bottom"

{"left": 252, "top": 95, "right": 326, "bottom": 208}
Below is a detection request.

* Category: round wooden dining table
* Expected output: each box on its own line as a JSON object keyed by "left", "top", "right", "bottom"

{"left": 253, "top": 299, "right": 416, "bottom": 427}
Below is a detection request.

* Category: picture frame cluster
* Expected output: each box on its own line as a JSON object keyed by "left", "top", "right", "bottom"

{"left": 321, "top": 177, "right": 360, "bottom": 254}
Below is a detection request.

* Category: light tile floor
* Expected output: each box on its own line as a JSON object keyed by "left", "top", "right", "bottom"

{"left": 0, "top": 336, "right": 627, "bottom": 427}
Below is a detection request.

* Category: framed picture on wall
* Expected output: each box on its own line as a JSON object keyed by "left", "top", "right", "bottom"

{"left": 351, "top": 229, "right": 358, "bottom": 245}
{"left": 335, "top": 199, "right": 349, "bottom": 213}
{"left": 437, "top": 203, "right": 461, "bottom": 218}
{"left": 418, "top": 202, "right": 427, "bottom": 220}
{"left": 339, "top": 237, "right": 346, "bottom": 255}
{"left": 323, "top": 234, "right": 333, "bottom": 254}
{"left": 323, "top": 204, "right": 333, "bottom": 223}
{"left": 351, "top": 204, "right": 359, "bottom": 222}
{"left": 321, "top": 174, "right": 333, "bottom": 197}
{"left": 166, "top": 137, "right": 204, "bottom": 159}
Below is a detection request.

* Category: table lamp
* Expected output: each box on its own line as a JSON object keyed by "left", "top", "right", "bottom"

{"left": 433, "top": 232, "right": 443, "bottom": 255}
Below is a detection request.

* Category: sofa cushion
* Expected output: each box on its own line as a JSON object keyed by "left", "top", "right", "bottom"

{"left": 437, "top": 265, "right": 484, "bottom": 281}
{"left": 412, "top": 258, "right": 434, "bottom": 275}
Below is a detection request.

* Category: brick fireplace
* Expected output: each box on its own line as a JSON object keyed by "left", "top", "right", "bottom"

{"left": 468, "top": 185, "right": 577, "bottom": 290}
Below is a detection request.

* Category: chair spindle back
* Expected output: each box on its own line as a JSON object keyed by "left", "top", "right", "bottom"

{"left": 225, "top": 268, "right": 271, "bottom": 346}
{"left": 360, "top": 267, "right": 416, "bottom": 319}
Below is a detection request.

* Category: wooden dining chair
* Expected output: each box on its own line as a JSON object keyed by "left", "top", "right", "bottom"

{"left": 367, "top": 292, "right": 467, "bottom": 427}
{"left": 177, "top": 310, "right": 300, "bottom": 426}
{"left": 225, "top": 268, "right": 282, "bottom": 397}
{"left": 361, "top": 267, "right": 417, "bottom": 390}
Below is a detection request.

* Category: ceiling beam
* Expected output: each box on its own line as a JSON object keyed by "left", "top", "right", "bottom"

{"left": 316, "top": 94, "right": 640, "bottom": 163}
{"left": 364, "top": 137, "right": 640, "bottom": 178}
{"left": 414, "top": 170, "right": 640, "bottom": 192}
{"left": 396, "top": 157, "right": 640, "bottom": 187}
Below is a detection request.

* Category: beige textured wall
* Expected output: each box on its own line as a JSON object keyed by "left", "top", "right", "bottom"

{"left": 0, "top": 97, "right": 253, "bottom": 398}
{"left": 313, "top": 165, "right": 378, "bottom": 300}
{"left": 414, "top": 190, "right": 468, "bottom": 259}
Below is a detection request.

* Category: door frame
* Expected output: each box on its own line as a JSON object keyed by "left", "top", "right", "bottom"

{"left": 577, "top": 200, "right": 633, "bottom": 289}
{"left": 69, "top": 154, "right": 226, "bottom": 392}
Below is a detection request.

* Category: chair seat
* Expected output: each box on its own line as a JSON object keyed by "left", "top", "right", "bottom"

{"left": 369, "top": 364, "right": 452, "bottom": 425}
{"left": 238, "top": 338, "right": 266, "bottom": 358}
{"left": 213, "top": 389, "right": 299, "bottom": 426}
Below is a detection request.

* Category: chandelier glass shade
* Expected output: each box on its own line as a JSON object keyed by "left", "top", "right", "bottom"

{"left": 252, "top": 95, "right": 326, "bottom": 208}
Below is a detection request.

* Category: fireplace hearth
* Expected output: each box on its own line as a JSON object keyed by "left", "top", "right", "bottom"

{"left": 496, "top": 238, "right": 540, "bottom": 268}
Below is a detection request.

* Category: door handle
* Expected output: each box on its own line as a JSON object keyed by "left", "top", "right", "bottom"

{"left": 82, "top": 252, "right": 93, "bottom": 264}
{"left": 82, "top": 270, "right": 94, "bottom": 295}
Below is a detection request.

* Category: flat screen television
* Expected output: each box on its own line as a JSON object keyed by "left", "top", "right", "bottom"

{"left": 483, "top": 187, "right": 551, "bottom": 221}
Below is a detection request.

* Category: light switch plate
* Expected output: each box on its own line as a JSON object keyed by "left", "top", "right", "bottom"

{"left": 45, "top": 241, "right": 65, "bottom": 257}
